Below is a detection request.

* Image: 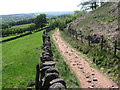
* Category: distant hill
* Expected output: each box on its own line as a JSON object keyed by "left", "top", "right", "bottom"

{"left": 1, "top": 13, "right": 36, "bottom": 23}
{"left": 1, "top": 11, "right": 74, "bottom": 23}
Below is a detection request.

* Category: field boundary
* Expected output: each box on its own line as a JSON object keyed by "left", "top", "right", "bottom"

{"left": 0, "top": 27, "right": 48, "bottom": 43}
{"left": 30, "top": 29, "right": 67, "bottom": 89}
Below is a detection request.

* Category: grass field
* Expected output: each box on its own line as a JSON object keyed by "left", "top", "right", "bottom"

{"left": 11, "top": 23, "right": 34, "bottom": 29}
{"left": 2, "top": 30, "right": 43, "bottom": 88}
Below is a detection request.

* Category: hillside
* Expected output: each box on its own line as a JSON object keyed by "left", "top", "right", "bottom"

{"left": 66, "top": 2, "right": 119, "bottom": 40}
{"left": 62, "top": 2, "right": 120, "bottom": 85}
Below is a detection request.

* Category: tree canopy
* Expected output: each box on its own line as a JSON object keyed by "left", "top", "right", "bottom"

{"left": 35, "top": 14, "right": 47, "bottom": 29}
{"left": 78, "top": 0, "right": 100, "bottom": 11}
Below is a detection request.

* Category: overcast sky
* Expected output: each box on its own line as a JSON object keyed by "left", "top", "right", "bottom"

{"left": 0, "top": 0, "right": 82, "bottom": 15}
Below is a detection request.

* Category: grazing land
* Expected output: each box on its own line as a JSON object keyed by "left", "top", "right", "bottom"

{"left": 2, "top": 31, "right": 43, "bottom": 88}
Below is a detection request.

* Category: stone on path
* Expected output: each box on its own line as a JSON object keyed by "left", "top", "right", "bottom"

{"left": 87, "top": 80, "right": 92, "bottom": 83}
{"left": 88, "top": 86, "right": 94, "bottom": 88}
{"left": 93, "top": 78, "right": 98, "bottom": 81}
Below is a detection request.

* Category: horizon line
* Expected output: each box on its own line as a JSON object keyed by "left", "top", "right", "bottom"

{"left": 0, "top": 10, "right": 78, "bottom": 16}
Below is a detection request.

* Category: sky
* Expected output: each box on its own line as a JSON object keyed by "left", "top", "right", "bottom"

{"left": 0, "top": 0, "right": 82, "bottom": 15}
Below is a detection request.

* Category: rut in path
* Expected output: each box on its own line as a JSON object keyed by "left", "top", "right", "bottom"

{"left": 52, "top": 30, "right": 119, "bottom": 88}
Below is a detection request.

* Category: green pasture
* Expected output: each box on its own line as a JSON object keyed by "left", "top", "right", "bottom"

{"left": 2, "top": 30, "right": 43, "bottom": 88}
{"left": 11, "top": 23, "right": 34, "bottom": 29}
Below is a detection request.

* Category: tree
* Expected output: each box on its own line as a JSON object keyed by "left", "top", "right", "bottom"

{"left": 99, "top": 0, "right": 105, "bottom": 6}
{"left": 1, "top": 23, "right": 10, "bottom": 29}
{"left": 35, "top": 14, "right": 47, "bottom": 29}
{"left": 78, "top": 0, "right": 99, "bottom": 11}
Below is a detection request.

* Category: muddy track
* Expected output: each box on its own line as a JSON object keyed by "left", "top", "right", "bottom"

{"left": 52, "top": 30, "right": 119, "bottom": 88}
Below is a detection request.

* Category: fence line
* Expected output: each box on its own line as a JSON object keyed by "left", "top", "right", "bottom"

{"left": 0, "top": 27, "right": 48, "bottom": 43}
{"left": 66, "top": 28, "right": 120, "bottom": 57}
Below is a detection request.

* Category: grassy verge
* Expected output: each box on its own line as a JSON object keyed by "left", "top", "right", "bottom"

{"left": 60, "top": 30, "right": 120, "bottom": 85}
{"left": 49, "top": 30, "right": 80, "bottom": 88}
{"left": 2, "top": 30, "right": 43, "bottom": 88}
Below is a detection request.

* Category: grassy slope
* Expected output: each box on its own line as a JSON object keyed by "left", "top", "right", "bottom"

{"left": 2, "top": 30, "right": 43, "bottom": 88}
{"left": 49, "top": 30, "right": 80, "bottom": 88}
{"left": 77, "top": 3, "right": 117, "bottom": 26}
{"left": 73, "top": 2, "right": 118, "bottom": 39}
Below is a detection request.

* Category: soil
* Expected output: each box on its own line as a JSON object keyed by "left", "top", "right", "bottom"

{"left": 52, "top": 30, "right": 119, "bottom": 88}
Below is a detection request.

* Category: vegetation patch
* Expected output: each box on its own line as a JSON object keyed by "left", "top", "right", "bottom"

{"left": 2, "top": 23, "right": 35, "bottom": 37}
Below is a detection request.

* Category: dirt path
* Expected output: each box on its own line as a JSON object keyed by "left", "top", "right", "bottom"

{"left": 52, "top": 30, "right": 119, "bottom": 88}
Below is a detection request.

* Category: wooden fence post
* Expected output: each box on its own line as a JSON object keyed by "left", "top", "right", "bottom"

{"left": 80, "top": 35, "right": 83, "bottom": 43}
{"left": 114, "top": 40, "right": 117, "bottom": 56}
{"left": 101, "top": 35, "right": 104, "bottom": 50}
{"left": 87, "top": 35, "right": 91, "bottom": 46}
{"left": 75, "top": 31, "right": 78, "bottom": 40}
